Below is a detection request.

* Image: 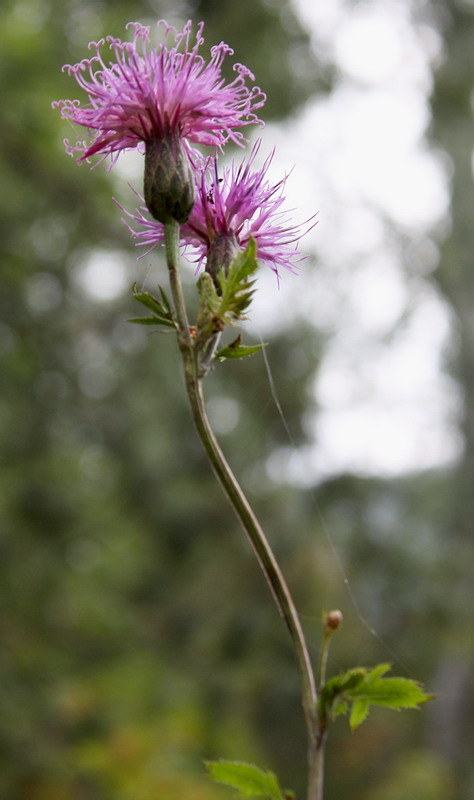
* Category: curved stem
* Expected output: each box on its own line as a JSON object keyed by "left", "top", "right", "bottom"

{"left": 163, "top": 221, "right": 322, "bottom": 799}
{"left": 191, "top": 366, "right": 318, "bottom": 730}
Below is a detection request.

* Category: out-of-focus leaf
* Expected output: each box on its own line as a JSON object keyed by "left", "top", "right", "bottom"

{"left": 205, "top": 760, "right": 284, "bottom": 798}
{"left": 320, "top": 664, "right": 433, "bottom": 731}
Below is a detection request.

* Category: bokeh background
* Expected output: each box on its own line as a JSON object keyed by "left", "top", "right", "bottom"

{"left": 2, "top": 0, "right": 474, "bottom": 798}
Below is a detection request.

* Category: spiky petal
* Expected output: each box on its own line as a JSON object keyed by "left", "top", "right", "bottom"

{"left": 52, "top": 20, "right": 266, "bottom": 167}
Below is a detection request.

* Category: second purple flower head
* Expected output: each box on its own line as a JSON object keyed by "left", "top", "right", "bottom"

{"left": 120, "top": 141, "right": 314, "bottom": 280}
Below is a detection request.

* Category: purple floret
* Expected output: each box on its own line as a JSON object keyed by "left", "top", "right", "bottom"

{"left": 53, "top": 20, "right": 266, "bottom": 167}
{"left": 119, "top": 141, "right": 315, "bottom": 278}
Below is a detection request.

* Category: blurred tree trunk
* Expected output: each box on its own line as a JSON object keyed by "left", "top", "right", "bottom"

{"left": 429, "top": 1, "right": 474, "bottom": 789}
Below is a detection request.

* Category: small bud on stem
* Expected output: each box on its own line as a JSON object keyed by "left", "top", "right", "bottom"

{"left": 319, "top": 610, "right": 343, "bottom": 691}
{"left": 324, "top": 609, "right": 343, "bottom": 633}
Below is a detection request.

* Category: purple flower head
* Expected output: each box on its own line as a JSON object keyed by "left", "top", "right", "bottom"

{"left": 120, "top": 141, "right": 314, "bottom": 279}
{"left": 52, "top": 20, "right": 266, "bottom": 167}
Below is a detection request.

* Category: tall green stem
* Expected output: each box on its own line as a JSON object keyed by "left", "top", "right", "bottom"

{"left": 163, "top": 220, "right": 324, "bottom": 800}
{"left": 164, "top": 219, "right": 192, "bottom": 348}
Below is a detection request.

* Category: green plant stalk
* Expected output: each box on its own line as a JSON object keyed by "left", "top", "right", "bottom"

{"left": 312, "top": 629, "right": 334, "bottom": 800}
{"left": 163, "top": 221, "right": 324, "bottom": 800}
{"left": 318, "top": 630, "right": 332, "bottom": 693}
{"left": 163, "top": 217, "right": 193, "bottom": 349}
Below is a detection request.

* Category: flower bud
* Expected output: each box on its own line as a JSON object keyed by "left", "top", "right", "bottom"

{"left": 144, "top": 132, "right": 195, "bottom": 224}
{"left": 206, "top": 231, "right": 240, "bottom": 280}
{"left": 324, "top": 609, "right": 343, "bottom": 632}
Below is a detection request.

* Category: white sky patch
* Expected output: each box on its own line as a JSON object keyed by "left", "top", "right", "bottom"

{"left": 207, "top": 396, "right": 241, "bottom": 435}
{"left": 251, "top": 0, "right": 459, "bottom": 479}
{"left": 342, "top": 253, "right": 407, "bottom": 336}
{"left": 74, "top": 250, "right": 130, "bottom": 302}
{"left": 112, "top": 148, "right": 143, "bottom": 184}
{"left": 334, "top": 10, "right": 409, "bottom": 84}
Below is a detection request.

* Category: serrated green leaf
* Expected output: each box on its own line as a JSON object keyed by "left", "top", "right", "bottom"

{"left": 128, "top": 316, "right": 175, "bottom": 328}
{"left": 348, "top": 676, "right": 432, "bottom": 710}
{"left": 343, "top": 664, "right": 433, "bottom": 729}
{"left": 205, "top": 760, "right": 283, "bottom": 799}
{"left": 217, "top": 270, "right": 256, "bottom": 312}
{"left": 349, "top": 699, "right": 370, "bottom": 730}
{"left": 321, "top": 664, "right": 432, "bottom": 731}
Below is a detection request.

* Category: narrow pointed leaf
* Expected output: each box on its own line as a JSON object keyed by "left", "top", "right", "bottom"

{"left": 158, "top": 284, "right": 172, "bottom": 312}
{"left": 128, "top": 316, "right": 175, "bottom": 328}
{"left": 216, "top": 343, "right": 266, "bottom": 361}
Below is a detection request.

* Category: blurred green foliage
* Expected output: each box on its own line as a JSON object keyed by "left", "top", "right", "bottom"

{"left": 1, "top": 0, "right": 473, "bottom": 799}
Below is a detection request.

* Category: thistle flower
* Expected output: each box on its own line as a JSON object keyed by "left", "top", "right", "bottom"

{"left": 120, "top": 141, "right": 314, "bottom": 278}
{"left": 52, "top": 20, "right": 265, "bottom": 166}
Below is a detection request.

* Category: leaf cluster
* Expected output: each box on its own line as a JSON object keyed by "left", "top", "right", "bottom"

{"left": 319, "top": 663, "right": 433, "bottom": 731}
{"left": 195, "top": 239, "right": 266, "bottom": 364}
